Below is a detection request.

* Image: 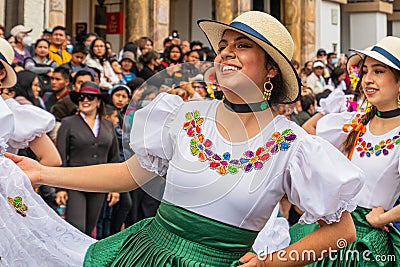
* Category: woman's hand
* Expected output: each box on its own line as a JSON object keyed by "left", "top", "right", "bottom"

{"left": 366, "top": 207, "right": 390, "bottom": 232}
{"left": 107, "top": 192, "right": 120, "bottom": 206}
{"left": 56, "top": 191, "right": 68, "bottom": 205}
{"left": 238, "top": 252, "right": 267, "bottom": 267}
{"left": 5, "top": 152, "right": 43, "bottom": 184}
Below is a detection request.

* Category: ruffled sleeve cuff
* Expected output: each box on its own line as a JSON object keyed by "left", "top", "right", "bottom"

{"left": 285, "top": 133, "right": 364, "bottom": 225}
{"left": 299, "top": 199, "right": 357, "bottom": 224}
{"left": 130, "top": 93, "right": 184, "bottom": 175}
{"left": 6, "top": 98, "right": 55, "bottom": 150}
{"left": 135, "top": 153, "right": 169, "bottom": 176}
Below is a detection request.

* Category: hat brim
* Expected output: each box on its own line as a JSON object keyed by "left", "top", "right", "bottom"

{"left": 0, "top": 59, "right": 17, "bottom": 88}
{"left": 347, "top": 48, "right": 400, "bottom": 72}
{"left": 346, "top": 53, "right": 364, "bottom": 74}
{"left": 70, "top": 91, "right": 109, "bottom": 105}
{"left": 197, "top": 19, "right": 301, "bottom": 104}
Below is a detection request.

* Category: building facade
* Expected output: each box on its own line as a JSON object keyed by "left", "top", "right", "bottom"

{"left": 0, "top": 0, "right": 399, "bottom": 65}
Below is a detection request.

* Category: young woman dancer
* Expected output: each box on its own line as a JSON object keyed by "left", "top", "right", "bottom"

{"left": 7, "top": 12, "right": 364, "bottom": 266}
{"left": 292, "top": 36, "right": 400, "bottom": 266}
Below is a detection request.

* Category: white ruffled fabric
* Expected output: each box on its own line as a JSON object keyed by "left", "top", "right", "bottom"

{"left": 252, "top": 204, "right": 290, "bottom": 254}
{"left": 0, "top": 157, "right": 95, "bottom": 267}
{"left": 0, "top": 97, "right": 95, "bottom": 266}
{"left": 316, "top": 112, "right": 357, "bottom": 149}
{"left": 317, "top": 89, "right": 347, "bottom": 115}
{"left": 285, "top": 135, "right": 363, "bottom": 224}
{"left": 130, "top": 93, "right": 184, "bottom": 176}
{"left": 5, "top": 98, "right": 55, "bottom": 153}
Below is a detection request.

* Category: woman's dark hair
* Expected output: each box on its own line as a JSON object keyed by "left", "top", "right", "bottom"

{"left": 123, "top": 42, "right": 138, "bottom": 59}
{"left": 264, "top": 53, "right": 287, "bottom": 105}
{"left": 89, "top": 38, "right": 108, "bottom": 63}
{"left": 0, "top": 61, "right": 5, "bottom": 92}
{"left": 127, "top": 77, "right": 145, "bottom": 93}
{"left": 16, "top": 70, "right": 40, "bottom": 106}
{"left": 111, "top": 84, "right": 131, "bottom": 98}
{"left": 34, "top": 38, "right": 50, "bottom": 49}
{"left": 138, "top": 85, "right": 159, "bottom": 107}
{"left": 136, "top": 36, "right": 153, "bottom": 51}
{"left": 330, "top": 67, "right": 345, "bottom": 88}
{"left": 185, "top": 50, "right": 200, "bottom": 58}
{"left": 139, "top": 50, "right": 159, "bottom": 65}
{"left": 105, "top": 104, "right": 117, "bottom": 116}
{"left": 163, "top": 44, "right": 183, "bottom": 65}
{"left": 300, "top": 94, "right": 315, "bottom": 112}
{"left": 341, "top": 57, "right": 400, "bottom": 155}
{"left": 190, "top": 40, "right": 203, "bottom": 50}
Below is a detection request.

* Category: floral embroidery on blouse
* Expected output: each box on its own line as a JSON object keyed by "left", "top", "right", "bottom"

{"left": 342, "top": 113, "right": 366, "bottom": 134}
{"left": 183, "top": 110, "right": 297, "bottom": 175}
{"left": 356, "top": 131, "right": 400, "bottom": 158}
{"left": 8, "top": 196, "right": 28, "bottom": 217}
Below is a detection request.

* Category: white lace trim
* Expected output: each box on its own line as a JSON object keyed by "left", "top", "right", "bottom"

{"left": 0, "top": 137, "right": 7, "bottom": 155}
{"left": 8, "top": 130, "right": 47, "bottom": 150}
{"left": 299, "top": 199, "right": 357, "bottom": 224}
{"left": 135, "top": 153, "right": 169, "bottom": 177}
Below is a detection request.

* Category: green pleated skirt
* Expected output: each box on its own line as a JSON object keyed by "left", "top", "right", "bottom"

{"left": 290, "top": 207, "right": 400, "bottom": 266}
{"left": 84, "top": 202, "right": 259, "bottom": 267}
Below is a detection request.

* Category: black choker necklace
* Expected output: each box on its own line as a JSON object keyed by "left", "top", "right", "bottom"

{"left": 223, "top": 98, "right": 269, "bottom": 113}
{"left": 376, "top": 108, "right": 400, "bottom": 118}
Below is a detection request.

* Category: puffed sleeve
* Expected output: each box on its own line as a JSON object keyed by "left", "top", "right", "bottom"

{"left": 316, "top": 112, "right": 357, "bottom": 149}
{"left": 130, "top": 93, "right": 184, "bottom": 176}
{"left": 6, "top": 98, "right": 55, "bottom": 151}
{"left": 0, "top": 98, "right": 14, "bottom": 152}
{"left": 283, "top": 135, "right": 364, "bottom": 224}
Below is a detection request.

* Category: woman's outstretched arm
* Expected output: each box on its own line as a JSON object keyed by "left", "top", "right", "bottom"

{"left": 239, "top": 211, "right": 356, "bottom": 266}
{"left": 5, "top": 153, "right": 157, "bottom": 193}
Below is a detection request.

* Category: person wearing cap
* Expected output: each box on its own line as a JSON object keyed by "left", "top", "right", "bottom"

{"left": 41, "top": 28, "right": 53, "bottom": 41}
{"left": 316, "top": 48, "right": 327, "bottom": 62}
{"left": 51, "top": 69, "right": 94, "bottom": 122}
{"left": 60, "top": 42, "right": 93, "bottom": 76}
{"left": 10, "top": 24, "right": 32, "bottom": 67}
{"left": 8, "top": 11, "right": 363, "bottom": 266}
{"left": 119, "top": 51, "right": 137, "bottom": 84}
{"left": 295, "top": 36, "right": 400, "bottom": 266}
{"left": 55, "top": 81, "right": 120, "bottom": 236}
{"left": 306, "top": 60, "right": 327, "bottom": 94}
{"left": 0, "top": 35, "right": 95, "bottom": 266}
{"left": 48, "top": 26, "right": 72, "bottom": 65}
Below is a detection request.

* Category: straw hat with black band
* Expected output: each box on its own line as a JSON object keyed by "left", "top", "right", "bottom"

{"left": 347, "top": 36, "right": 400, "bottom": 75}
{"left": 198, "top": 11, "right": 301, "bottom": 104}
{"left": 0, "top": 38, "right": 17, "bottom": 89}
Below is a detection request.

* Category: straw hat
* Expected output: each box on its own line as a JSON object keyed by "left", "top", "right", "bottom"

{"left": 0, "top": 38, "right": 17, "bottom": 88}
{"left": 198, "top": 11, "right": 301, "bottom": 103}
{"left": 70, "top": 81, "right": 108, "bottom": 105}
{"left": 347, "top": 36, "right": 400, "bottom": 74}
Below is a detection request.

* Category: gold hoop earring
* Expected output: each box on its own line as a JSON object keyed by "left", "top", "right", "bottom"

{"left": 364, "top": 100, "right": 372, "bottom": 113}
{"left": 0, "top": 81, "right": 2, "bottom": 89}
{"left": 263, "top": 78, "right": 273, "bottom": 101}
{"left": 398, "top": 95, "right": 400, "bottom": 108}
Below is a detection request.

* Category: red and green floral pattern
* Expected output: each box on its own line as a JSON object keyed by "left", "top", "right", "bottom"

{"left": 183, "top": 110, "right": 297, "bottom": 175}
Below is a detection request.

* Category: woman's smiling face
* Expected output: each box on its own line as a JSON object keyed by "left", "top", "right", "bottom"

{"left": 213, "top": 30, "right": 275, "bottom": 103}
{"left": 362, "top": 56, "right": 400, "bottom": 111}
